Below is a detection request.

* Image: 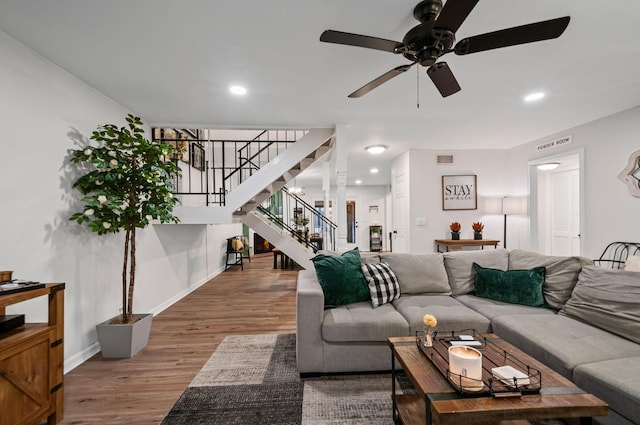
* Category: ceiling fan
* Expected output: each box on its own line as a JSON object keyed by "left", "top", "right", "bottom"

{"left": 320, "top": 0, "right": 570, "bottom": 98}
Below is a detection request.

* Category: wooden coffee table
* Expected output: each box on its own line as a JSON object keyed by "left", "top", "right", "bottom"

{"left": 388, "top": 335, "right": 608, "bottom": 425}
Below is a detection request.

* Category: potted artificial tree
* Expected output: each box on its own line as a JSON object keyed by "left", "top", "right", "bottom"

{"left": 69, "top": 114, "right": 182, "bottom": 358}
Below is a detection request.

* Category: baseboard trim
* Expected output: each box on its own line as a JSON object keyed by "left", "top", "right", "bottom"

{"left": 63, "top": 266, "right": 224, "bottom": 374}
{"left": 64, "top": 342, "right": 101, "bottom": 373}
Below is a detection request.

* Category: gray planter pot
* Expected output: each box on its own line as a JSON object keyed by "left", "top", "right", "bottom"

{"left": 96, "top": 313, "right": 153, "bottom": 358}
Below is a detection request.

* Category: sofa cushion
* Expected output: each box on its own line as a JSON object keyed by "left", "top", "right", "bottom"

{"left": 392, "top": 295, "right": 491, "bottom": 335}
{"left": 361, "top": 262, "right": 401, "bottom": 308}
{"left": 473, "top": 263, "right": 546, "bottom": 307}
{"left": 455, "top": 295, "right": 555, "bottom": 320}
{"left": 574, "top": 357, "right": 640, "bottom": 425}
{"left": 311, "top": 248, "right": 369, "bottom": 309}
{"left": 322, "top": 301, "right": 410, "bottom": 342}
{"left": 379, "top": 253, "right": 451, "bottom": 295}
{"left": 443, "top": 249, "right": 509, "bottom": 296}
{"left": 559, "top": 265, "right": 640, "bottom": 344}
{"left": 492, "top": 314, "right": 640, "bottom": 379}
{"left": 508, "top": 249, "right": 594, "bottom": 310}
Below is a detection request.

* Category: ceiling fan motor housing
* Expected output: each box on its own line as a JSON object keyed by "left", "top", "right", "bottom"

{"left": 402, "top": 25, "right": 456, "bottom": 66}
{"left": 413, "top": 0, "right": 443, "bottom": 23}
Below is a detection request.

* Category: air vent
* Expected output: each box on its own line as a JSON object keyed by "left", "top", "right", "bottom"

{"left": 437, "top": 155, "right": 454, "bottom": 164}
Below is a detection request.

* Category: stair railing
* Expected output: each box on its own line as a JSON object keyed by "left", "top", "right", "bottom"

{"left": 152, "top": 128, "right": 304, "bottom": 206}
{"left": 256, "top": 187, "right": 336, "bottom": 252}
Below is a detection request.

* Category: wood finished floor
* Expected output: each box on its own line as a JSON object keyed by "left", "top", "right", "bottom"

{"left": 59, "top": 254, "right": 299, "bottom": 425}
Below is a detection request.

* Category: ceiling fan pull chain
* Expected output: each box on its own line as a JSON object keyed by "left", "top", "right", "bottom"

{"left": 416, "top": 63, "right": 420, "bottom": 109}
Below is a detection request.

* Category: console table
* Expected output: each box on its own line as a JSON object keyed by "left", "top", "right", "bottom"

{"left": 0, "top": 283, "right": 65, "bottom": 425}
{"left": 434, "top": 239, "right": 500, "bottom": 252}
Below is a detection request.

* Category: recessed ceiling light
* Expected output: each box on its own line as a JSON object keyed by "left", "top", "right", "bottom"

{"left": 537, "top": 162, "right": 560, "bottom": 171}
{"left": 355, "top": 180, "right": 362, "bottom": 185}
{"left": 229, "top": 85, "right": 247, "bottom": 95}
{"left": 370, "top": 168, "right": 379, "bottom": 174}
{"left": 366, "top": 145, "right": 387, "bottom": 155}
{"left": 524, "top": 92, "right": 545, "bottom": 102}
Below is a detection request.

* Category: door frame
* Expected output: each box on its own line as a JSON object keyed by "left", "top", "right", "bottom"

{"left": 528, "top": 148, "right": 586, "bottom": 255}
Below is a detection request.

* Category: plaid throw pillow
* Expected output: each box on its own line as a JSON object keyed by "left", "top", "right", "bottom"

{"left": 361, "top": 262, "right": 400, "bottom": 308}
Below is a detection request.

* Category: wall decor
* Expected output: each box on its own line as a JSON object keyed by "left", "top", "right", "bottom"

{"left": 442, "top": 175, "right": 477, "bottom": 210}
{"left": 618, "top": 149, "right": 640, "bottom": 198}
{"left": 190, "top": 143, "right": 206, "bottom": 171}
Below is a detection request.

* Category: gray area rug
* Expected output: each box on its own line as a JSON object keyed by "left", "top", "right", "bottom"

{"left": 160, "top": 333, "right": 567, "bottom": 424}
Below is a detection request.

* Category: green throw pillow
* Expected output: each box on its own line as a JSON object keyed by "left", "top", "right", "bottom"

{"left": 311, "top": 248, "right": 370, "bottom": 309}
{"left": 473, "top": 263, "right": 546, "bottom": 307}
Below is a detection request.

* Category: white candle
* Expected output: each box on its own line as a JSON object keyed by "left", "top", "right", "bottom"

{"left": 448, "top": 346, "right": 483, "bottom": 391}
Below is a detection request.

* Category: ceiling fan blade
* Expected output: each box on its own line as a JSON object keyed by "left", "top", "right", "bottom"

{"left": 434, "top": 0, "right": 479, "bottom": 33}
{"left": 427, "top": 62, "right": 461, "bottom": 97}
{"left": 320, "top": 30, "right": 402, "bottom": 53}
{"left": 454, "top": 16, "right": 570, "bottom": 55}
{"left": 348, "top": 64, "right": 414, "bottom": 98}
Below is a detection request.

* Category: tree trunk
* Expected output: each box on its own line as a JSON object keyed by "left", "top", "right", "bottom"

{"left": 127, "top": 226, "right": 136, "bottom": 320}
{"left": 122, "top": 227, "right": 131, "bottom": 323}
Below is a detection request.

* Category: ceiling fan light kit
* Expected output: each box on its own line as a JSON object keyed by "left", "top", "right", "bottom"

{"left": 320, "top": 0, "right": 570, "bottom": 99}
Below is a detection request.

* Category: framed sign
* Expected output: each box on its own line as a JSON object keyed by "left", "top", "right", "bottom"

{"left": 442, "top": 175, "right": 477, "bottom": 210}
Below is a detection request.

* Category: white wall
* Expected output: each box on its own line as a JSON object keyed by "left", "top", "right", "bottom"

{"left": 507, "top": 107, "right": 640, "bottom": 258}
{"left": 0, "top": 31, "right": 240, "bottom": 372}
{"left": 390, "top": 108, "right": 640, "bottom": 257}
{"left": 392, "top": 149, "right": 512, "bottom": 253}
{"left": 298, "top": 185, "right": 388, "bottom": 252}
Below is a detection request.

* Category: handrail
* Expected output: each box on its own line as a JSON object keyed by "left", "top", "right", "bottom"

{"left": 224, "top": 141, "right": 277, "bottom": 183}
{"left": 282, "top": 186, "right": 337, "bottom": 229}
{"left": 256, "top": 205, "right": 320, "bottom": 253}
{"left": 264, "top": 187, "right": 336, "bottom": 252}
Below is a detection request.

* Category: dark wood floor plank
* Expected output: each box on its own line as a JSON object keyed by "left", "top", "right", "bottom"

{"left": 59, "top": 254, "right": 299, "bottom": 424}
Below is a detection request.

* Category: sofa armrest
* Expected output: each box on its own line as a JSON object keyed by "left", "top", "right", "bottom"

{"left": 296, "top": 269, "right": 325, "bottom": 374}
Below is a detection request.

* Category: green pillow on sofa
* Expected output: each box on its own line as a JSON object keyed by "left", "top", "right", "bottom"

{"left": 473, "top": 263, "right": 546, "bottom": 307}
{"left": 311, "top": 248, "right": 370, "bottom": 309}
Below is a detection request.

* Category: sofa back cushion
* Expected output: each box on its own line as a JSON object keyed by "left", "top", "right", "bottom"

{"left": 508, "top": 249, "right": 594, "bottom": 310}
{"left": 311, "top": 248, "right": 370, "bottom": 309}
{"left": 560, "top": 265, "right": 640, "bottom": 344}
{"left": 379, "top": 253, "right": 451, "bottom": 295}
{"left": 473, "top": 263, "right": 546, "bottom": 307}
{"left": 443, "top": 249, "right": 509, "bottom": 296}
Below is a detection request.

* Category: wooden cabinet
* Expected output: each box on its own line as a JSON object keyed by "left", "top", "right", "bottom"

{"left": 0, "top": 283, "right": 65, "bottom": 425}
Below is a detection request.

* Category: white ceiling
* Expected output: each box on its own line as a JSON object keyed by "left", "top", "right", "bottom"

{"left": 1, "top": 0, "right": 639, "bottom": 186}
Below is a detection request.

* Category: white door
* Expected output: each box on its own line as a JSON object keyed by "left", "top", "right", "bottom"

{"left": 393, "top": 173, "right": 409, "bottom": 252}
{"left": 550, "top": 168, "right": 580, "bottom": 255}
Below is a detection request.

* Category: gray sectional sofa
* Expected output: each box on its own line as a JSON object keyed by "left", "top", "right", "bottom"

{"left": 296, "top": 248, "right": 640, "bottom": 425}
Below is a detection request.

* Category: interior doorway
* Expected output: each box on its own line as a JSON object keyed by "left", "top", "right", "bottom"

{"left": 346, "top": 200, "right": 356, "bottom": 244}
{"left": 529, "top": 150, "right": 584, "bottom": 255}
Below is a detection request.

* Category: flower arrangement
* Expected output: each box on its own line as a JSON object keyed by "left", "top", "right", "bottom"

{"left": 449, "top": 222, "right": 461, "bottom": 232}
{"left": 472, "top": 221, "right": 484, "bottom": 232}
{"left": 422, "top": 314, "right": 437, "bottom": 347}
{"left": 68, "top": 114, "right": 182, "bottom": 324}
{"left": 423, "top": 314, "right": 437, "bottom": 328}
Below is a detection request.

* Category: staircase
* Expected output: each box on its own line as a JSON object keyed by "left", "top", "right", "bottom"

{"left": 172, "top": 127, "right": 335, "bottom": 268}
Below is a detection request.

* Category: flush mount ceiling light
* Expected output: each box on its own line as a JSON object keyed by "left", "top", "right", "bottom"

{"left": 524, "top": 92, "right": 545, "bottom": 102}
{"left": 366, "top": 145, "right": 387, "bottom": 155}
{"left": 229, "top": 85, "right": 247, "bottom": 95}
{"left": 355, "top": 180, "right": 362, "bottom": 185}
{"left": 370, "top": 168, "right": 379, "bottom": 174}
{"left": 537, "top": 162, "right": 560, "bottom": 170}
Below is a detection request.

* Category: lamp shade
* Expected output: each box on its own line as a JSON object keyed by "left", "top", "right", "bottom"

{"left": 502, "top": 196, "right": 527, "bottom": 215}
{"left": 483, "top": 197, "right": 504, "bottom": 215}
